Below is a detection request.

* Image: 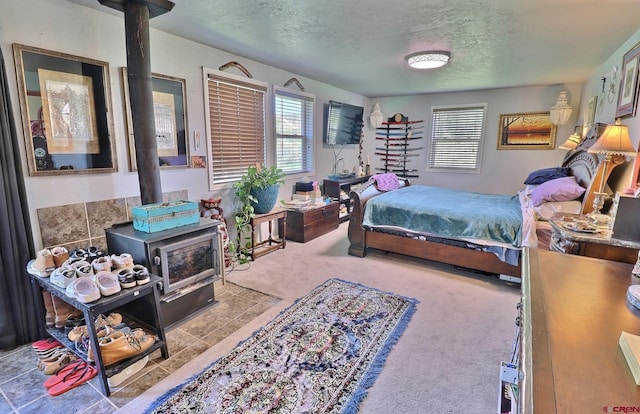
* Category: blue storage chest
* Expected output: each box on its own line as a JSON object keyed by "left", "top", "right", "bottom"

{"left": 132, "top": 200, "right": 200, "bottom": 233}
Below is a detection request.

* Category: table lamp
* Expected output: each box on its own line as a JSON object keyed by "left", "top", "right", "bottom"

{"left": 587, "top": 118, "right": 637, "bottom": 223}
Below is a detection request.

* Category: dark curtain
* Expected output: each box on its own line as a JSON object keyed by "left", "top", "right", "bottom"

{"left": 0, "top": 47, "right": 41, "bottom": 349}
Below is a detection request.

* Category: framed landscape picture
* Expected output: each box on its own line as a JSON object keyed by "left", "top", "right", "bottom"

{"left": 497, "top": 112, "right": 557, "bottom": 150}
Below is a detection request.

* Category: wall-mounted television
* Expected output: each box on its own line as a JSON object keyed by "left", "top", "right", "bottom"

{"left": 324, "top": 100, "right": 364, "bottom": 145}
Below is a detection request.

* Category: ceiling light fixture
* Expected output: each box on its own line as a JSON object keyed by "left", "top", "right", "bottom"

{"left": 405, "top": 51, "right": 451, "bottom": 70}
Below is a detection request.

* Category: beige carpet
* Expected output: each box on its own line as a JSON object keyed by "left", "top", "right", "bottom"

{"left": 118, "top": 222, "right": 520, "bottom": 413}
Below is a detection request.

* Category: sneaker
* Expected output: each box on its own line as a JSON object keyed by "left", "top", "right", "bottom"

{"left": 33, "top": 249, "right": 55, "bottom": 274}
{"left": 111, "top": 253, "right": 134, "bottom": 269}
{"left": 51, "top": 247, "right": 69, "bottom": 268}
{"left": 95, "top": 271, "right": 121, "bottom": 296}
{"left": 73, "top": 261, "right": 94, "bottom": 279}
{"left": 114, "top": 268, "right": 136, "bottom": 289}
{"left": 92, "top": 256, "right": 112, "bottom": 273}
{"left": 132, "top": 264, "right": 150, "bottom": 285}
{"left": 50, "top": 266, "right": 77, "bottom": 288}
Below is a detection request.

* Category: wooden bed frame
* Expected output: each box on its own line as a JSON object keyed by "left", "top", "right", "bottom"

{"left": 347, "top": 149, "right": 601, "bottom": 278}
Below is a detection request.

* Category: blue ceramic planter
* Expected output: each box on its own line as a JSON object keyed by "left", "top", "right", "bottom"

{"left": 250, "top": 184, "right": 279, "bottom": 214}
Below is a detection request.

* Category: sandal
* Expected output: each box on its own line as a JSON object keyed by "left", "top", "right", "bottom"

{"left": 47, "top": 364, "right": 97, "bottom": 396}
{"left": 44, "top": 360, "right": 86, "bottom": 388}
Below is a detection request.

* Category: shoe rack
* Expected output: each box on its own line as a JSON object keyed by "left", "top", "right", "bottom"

{"left": 28, "top": 273, "right": 169, "bottom": 396}
{"left": 375, "top": 113, "right": 423, "bottom": 179}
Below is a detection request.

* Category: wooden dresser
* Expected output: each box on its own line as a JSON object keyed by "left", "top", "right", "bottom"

{"left": 519, "top": 248, "right": 640, "bottom": 413}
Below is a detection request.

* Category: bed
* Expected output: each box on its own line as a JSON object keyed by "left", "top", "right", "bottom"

{"left": 347, "top": 148, "right": 601, "bottom": 278}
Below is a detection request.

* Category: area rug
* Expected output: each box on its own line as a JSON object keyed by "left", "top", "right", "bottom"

{"left": 145, "top": 278, "right": 418, "bottom": 414}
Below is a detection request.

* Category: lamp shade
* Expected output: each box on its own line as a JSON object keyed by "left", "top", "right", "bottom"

{"left": 405, "top": 51, "right": 450, "bottom": 69}
{"left": 550, "top": 91, "right": 573, "bottom": 126}
{"left": 558, "top": 132, "right": 582, "bottom": 150}
{"left": 587, "top": 118, "right": 636, "bottom": 155}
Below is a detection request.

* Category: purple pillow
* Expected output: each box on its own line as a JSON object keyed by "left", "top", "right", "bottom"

{"left": 530, "top": 176, "right": 586, "bottom": 207}
{"left": 524, "top": 167, "right": 569, "bottom": 185}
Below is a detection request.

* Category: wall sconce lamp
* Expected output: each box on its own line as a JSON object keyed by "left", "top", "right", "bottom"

{"left": 550, "top": 90, "right": 573, "bottom": 126}
{"left": 587, "top": 118, "right": 637, "bottom": 223}
{"left": 370, "top": 102, "right": 384, "bottom": 129}
{"left": 405, "top": 51, "right": 451, "bottom": 70}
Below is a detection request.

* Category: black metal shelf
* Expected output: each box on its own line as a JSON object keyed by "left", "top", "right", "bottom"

{"left": 28, "top": 273, "right": 169, "bottom": 396}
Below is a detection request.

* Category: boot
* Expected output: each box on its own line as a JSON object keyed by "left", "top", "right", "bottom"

{"left": 98, "top": 331, "right": 156, "bottom": 367}
{"left": 51, "top": 295, "right": 82, "bottom": 329}
{"left": 42, "top": 290, "right": 55, "bottom": 327}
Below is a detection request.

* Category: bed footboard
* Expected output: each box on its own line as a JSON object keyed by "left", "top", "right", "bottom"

{"left": 347, "top": 179, "right": 409, "bottom": 257}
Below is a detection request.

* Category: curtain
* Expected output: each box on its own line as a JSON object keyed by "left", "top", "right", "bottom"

{"left": 0, "top": 47, "right": 41, "bottom": 349}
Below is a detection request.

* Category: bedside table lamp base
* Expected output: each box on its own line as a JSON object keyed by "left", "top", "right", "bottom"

{"left": 587, "top": 191, "right": 611, "bottom": 225}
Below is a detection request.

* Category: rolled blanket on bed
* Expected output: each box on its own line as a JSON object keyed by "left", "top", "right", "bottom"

{"left": 371, "top": 173, "right": 400, "bottom": 191}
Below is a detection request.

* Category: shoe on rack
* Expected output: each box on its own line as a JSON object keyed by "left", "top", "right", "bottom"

{"left": 70, "top": 260, "right": 94, "bottom": 279}
{"left": 91, "top": 256, "right": 112, "bottom": 273}
{"left": 33, "top": 249, "right": 55, "bottom": 275}
{"left": 51, "top": 296, "right": 82, "bottom": 330}
{"left": 95, "top": 312, "right": 123, "bottom": 328}
{"left": 32, "top": 338, "right": 62, "bottom": 351}
{"left": 114, "top": 267, "right": 136, "bottom": 289}
{"left": 111, "top": 253, "right": 134, "bottom": 269}
{"left": 66, "top": 278, "right": 101, "bottom": 303}
{"left": 98, "top": 330, "right": 157, "bottom": 367}
{"left": 132, "top": 264, "right": 150, "bottom": 285}
{"left": 50, "top": 266, "right": 77, "bottom": 289}
{"left": 86, "top": 246, "right": 104, "bottom": 261}
{"left": 64, "top": 314, "right": 85, "bottom": 334}
{"left": 95, "top": 271, "right": 121, "bottom": 296}
{"left": 42, "top": 290, "right": 55, "bottom": 327}
{"left": 51, "top": 246, "right": 69, "bottom": 268}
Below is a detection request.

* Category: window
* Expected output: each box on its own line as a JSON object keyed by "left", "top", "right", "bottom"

{"left": 203, "top": 69, "right": 268, "bottom": 187}
{"left": 429, "top": 104, "right": 486, "bottom": 172}
{"left": 273, "top": 86, "right": 314, "bottom": 175}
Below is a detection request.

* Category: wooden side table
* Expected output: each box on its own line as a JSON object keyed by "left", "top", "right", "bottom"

{"left": 549, "top": 212, "right": 640, "bottom": 264}
{"left": 250, "top": 208, "right": 287, "bottom": 260}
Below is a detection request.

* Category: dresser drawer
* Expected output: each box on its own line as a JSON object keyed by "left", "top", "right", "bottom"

{"left": 286, "top": 202, "right": 339, "bottom": 242}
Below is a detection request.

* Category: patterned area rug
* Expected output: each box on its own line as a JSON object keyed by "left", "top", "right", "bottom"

{"left": 146, "top": 278, "right": 418, "bottom": 414}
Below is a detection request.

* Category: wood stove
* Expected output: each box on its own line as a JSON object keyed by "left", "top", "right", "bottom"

{"left": 105, "top": 218, "right": 222, "bottom": 326}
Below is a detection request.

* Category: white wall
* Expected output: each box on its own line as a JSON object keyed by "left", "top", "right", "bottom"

{"left": 3, "top": 0, "right": 634, "bottom": 249}
{"left": 363, "top": 84, "right": 582, "bottom": 194}
{"left": 577, "top": 27, "right": 640, "bottom": 192}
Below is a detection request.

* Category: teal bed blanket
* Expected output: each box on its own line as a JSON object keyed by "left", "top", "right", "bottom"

{"left": 362, "top": 185, "right": 523, "bottom": 247}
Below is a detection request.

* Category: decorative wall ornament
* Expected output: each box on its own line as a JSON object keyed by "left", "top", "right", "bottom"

{"left": 218, "top": 61, "right": 253, "bottom": 78}
{"left": 283, "top": 77, "right": 305, "bottom": 91}
{"left": 369, "top": 102, "right": 384, "bottom": 129}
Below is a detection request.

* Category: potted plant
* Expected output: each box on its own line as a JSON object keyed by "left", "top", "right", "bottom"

{"left": 231, "top": 164, "right": 285, "bottom": 263}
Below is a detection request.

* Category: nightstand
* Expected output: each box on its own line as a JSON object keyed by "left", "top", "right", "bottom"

{"left": 549, "top": 212, "right": 640, "bottom": 264}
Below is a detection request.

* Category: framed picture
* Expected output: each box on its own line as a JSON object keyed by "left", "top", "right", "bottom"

{"left": 12, "top": 44, "right": 117, "bottom": 175}
{"left": 121, "top": 68, "right": 189, "bottom": 170}
{"left": 497, "top": 112, "right": 557, "bottom": 150}
{"left": 616, "top": 41, "right": 640, "bottom": 118}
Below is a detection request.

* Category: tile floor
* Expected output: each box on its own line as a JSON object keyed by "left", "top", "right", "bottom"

{"left": 0, "top": 281, "right": 280, "bottom": 414}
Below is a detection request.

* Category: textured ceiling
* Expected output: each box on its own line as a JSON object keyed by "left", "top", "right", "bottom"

{"left": 69, "top": 0, "right": 640, "bottom": 97}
